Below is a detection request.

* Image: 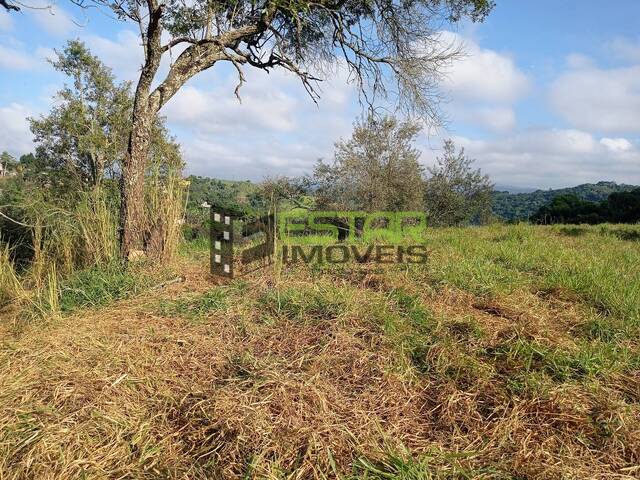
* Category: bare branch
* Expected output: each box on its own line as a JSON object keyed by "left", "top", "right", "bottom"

{"left": 1, "top": 0, "right": 20, "bottom": 11}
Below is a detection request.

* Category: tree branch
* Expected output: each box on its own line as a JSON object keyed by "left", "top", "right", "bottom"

{"left": 0, "top": 0, "right": 19, "bottom": 11}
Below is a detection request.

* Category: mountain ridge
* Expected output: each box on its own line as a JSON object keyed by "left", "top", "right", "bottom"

{"left": 492, "top": 181, "right": 639, "bottom": 221}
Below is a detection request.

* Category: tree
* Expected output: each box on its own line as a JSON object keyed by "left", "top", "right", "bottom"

{"left": 0, "top": 152, "right": 17, "bottom": 176}
{"left": 311, "top": 115, "right": 425, "bottom": 212}
{"left": 25, "top": 41, "right": 187, "bottom": 259}
{"left": 530, "top": 189, "right": 640, "bottom": 225}
{"left": 424, "top": 139, "right": 493, "bottom": 226}
{"left": 607, "top": 189, "right": 640, "bottom": 224}
{"left": 8, "top": 0, "right": 493, "bottom": 258}
{"left": 29, "top": 41, "right": 132, "bottom": 191}
{"left": 530, "top": 194, "right": 602, "bottom": 225}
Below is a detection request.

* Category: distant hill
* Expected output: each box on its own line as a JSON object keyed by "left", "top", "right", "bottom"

{"left": 492, "top": 181, "right": 639, "bottom": 221}
{"left": 186, "top": 175, "right": 257, "bottom": 210}
{"left": 493, "top": 184, "right": 537, "bottom": 194}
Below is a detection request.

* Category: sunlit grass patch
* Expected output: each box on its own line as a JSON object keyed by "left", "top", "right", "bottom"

{"left": 258, "top": 283, "right": 349, "bottom": 322}
{"left": 599, "top": 224, "right": 640, "bottom": 242}
{"left": 557, "top": 226, "right": 588, "bottom": 237}
{"left": 178, "top": 235, "right": 210, "bottom": 257}
{"left": 157, "top": 288, "right": 227, "bottom": 320}
{"left": 352, "top": 449, "right": 507, "bottom": 480}
{"left": 485, "top": 335, "right": 638, "bottom": 388}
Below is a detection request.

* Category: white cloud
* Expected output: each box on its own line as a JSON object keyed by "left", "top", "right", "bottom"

{"left": 183, "top": 136, "right": 328, "bottom": 180}
{"left": 0, "top": 44, "right": 37, "bottom": 70}
{"left": 165, "top": 81, "right": 298, "bottom": 133}
{"left": 600, "top": 137, "right": 633, "bottom": 152}
{"left": 607, "top": 36, "right": 640, "bottom": 63}
{"left": 450, "top": 105, "right": 516, "bottom": 133}
{"left": 0, "top": 103, "right": 34, "bottom": 156}
{"left": 0, "top": 41, "right": 51, "bottom": 70}
{"left": 423, "top": 129, "right": 640, "bottom": 189}
{"left": 437, "top": 32, "right": 529, "bottom": 133}
{"left": 440, "top": 31, "right": 530, "bottom": 104}
{"left": 0, "top": 10, "right": 13, "bottom": 31}
{"left": 29, "top": 5, "right": 77, "bottom": 37}
{"left": 85, "top": 30, "right": 143, "bottom": 82}
{"left": 565, "top": 53, "right": 594, "bottom": 70}
{"left": 549, "top": 64, "right": 640, "bottom": 134}
{"left": 161, "top": 64, "right": 356, "bottom": 180}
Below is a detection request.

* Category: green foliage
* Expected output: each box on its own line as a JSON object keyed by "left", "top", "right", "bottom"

{"left": 0, "top": 40, "right": 186, "bottom": 316}
{"left": 252, "top": 176, "right": 312, "bottom": 213}
{"left": 603, "top": 227, "right": 640, "bottom": 242}
{"left": 0, "top": 151, "right": 17, "bottom": 175}
{"left": 486, "top": 337, "right": 622, "bottom": 385}
{"left": 259, "top": 285, "right": 346, "bottom": 322}
{"left": 530, "top": 188, "right": 640, "bottom": 225}
{"left": 183, "top": 176, "right": 258, "bottom": 241}
{"left": 311, "top": 116, "right": 425, "bottom": 212}
{"left": 423, "top": 140, "right": 494, "bottom": 226}
{"left": 352, "top": 451, "right": 499, "bottom": 479}
{"left": 28, "top": 40, "right": 132, "bottom": 191}
{"left": 492, "top": 181, "right": 638, "bottom": 222}
{"left": 58, "top": 262, "right": 151, "bottom": 313}
{"left": 186, "top": 176, "right": 255, "bottom": 213}
{"left": 607, "top": 188, "right": 640, "bottom": 223}
{"left": 531, "top": 194, "right": 605, "bottom": 224}
{"left": 389, "top": 288, "right": 434, "bottom": 332}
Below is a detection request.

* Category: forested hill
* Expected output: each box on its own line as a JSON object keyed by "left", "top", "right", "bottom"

{"left": 186, "top": 176, "right": 257, "bottom": 210}
{"left": 493, "top": 182, "right": 638, "bottom": 220}
{"left": 492, "top": 181, "right": 639, "bottom": 221}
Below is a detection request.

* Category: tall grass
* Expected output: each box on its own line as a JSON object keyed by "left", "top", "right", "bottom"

{"left": 0, "top": 243, "right": 23, "bottom": 308}
{"left": 0, "top": 167, "right": 186, "bottom": 321}
{"left": 144, "top": 163, "right": 189, "bottom": 260}
{"left": 0, "top": 188, "right": 120, "bottom": 320}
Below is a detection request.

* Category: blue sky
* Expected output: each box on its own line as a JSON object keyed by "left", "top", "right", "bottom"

{"left": 1, "top": 0, "right": 639, "bottom": 189}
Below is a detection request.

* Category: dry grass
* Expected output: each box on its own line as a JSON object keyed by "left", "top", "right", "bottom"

{"left": 0, "top": 225, "right": 639, "bottom": 479}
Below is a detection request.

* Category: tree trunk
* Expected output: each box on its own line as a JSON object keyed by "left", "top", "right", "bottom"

{"left": 119, "top": 100, "right": 154, "bottom": 260}
{"left": 118, "top": 3, "right": 166, "bottom": 261}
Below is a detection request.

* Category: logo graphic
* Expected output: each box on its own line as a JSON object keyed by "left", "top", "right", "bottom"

{"left": 210, "top": 209, "right": 275, "bottom": 278}
{"left": 210, "top": 209, "right": 427, "bottom": 279}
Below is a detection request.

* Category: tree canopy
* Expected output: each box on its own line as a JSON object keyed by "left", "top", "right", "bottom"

{"left": 64, "top": 0, "right": 494, "bottom": 121}
{"left": 29, "top": 41, "right": 132, "bottom": 190}
{"left": 4, "top": 0, "right": 495, "bottom": 259}
{"left": 531, "top": 189, "right": 640, "bottom": 225}
{"left": 423, "top": 139, "right": 493, "bottom": 226}
{"left": 311, "top": 115, "right": 424, "bottom": 212}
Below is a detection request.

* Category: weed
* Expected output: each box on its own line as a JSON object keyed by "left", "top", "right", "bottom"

{"left": 58, "top": 262, "right": 151, "bottom": 314}
{"left": 158, "top": 288, "right": 227, "bottom": 320}
{"left": 258, "top": 285, "right": 346, "bottom": 322}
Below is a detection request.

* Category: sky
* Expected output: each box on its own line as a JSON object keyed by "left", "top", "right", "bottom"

{"left": 0, "top": 0, "right": 639, "bottom": 189}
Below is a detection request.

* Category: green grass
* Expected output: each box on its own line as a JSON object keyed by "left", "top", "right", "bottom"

{"left": 157, "top": 288, "right": 228, "bottom": 320}
{"left": 258, "top": 284, "right": 347, "bottom": 323}
{"left": 57, "top": 262, "right": 153, "bottom": 314}
{"left": 3, "top": 223, "right": 637, "bottom": 478}
{"left": 423, "top": 224, "right": 640, "bottom": 324}
{"left": 352, "top": 451, "right": 511, "bottom": 479}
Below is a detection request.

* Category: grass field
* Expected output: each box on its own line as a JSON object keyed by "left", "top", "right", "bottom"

{"left": 0, "top": 224, "right": 639, "bottom": 479}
